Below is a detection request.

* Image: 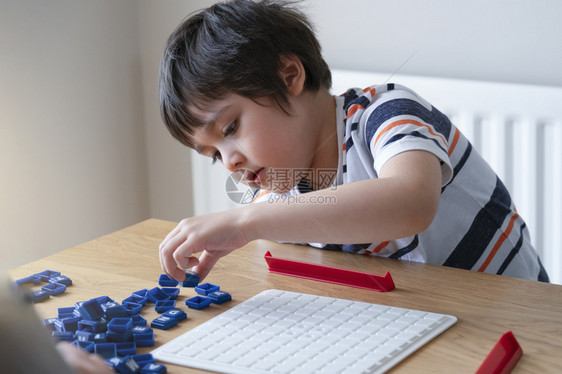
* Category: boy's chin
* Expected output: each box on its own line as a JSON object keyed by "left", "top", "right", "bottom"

{"left": 238, "top": 179, "right": 295, "bottom": 194}
{"left": 233, "top": 171, "right": 297, "bottom": 193}
{"left": 244, "top": 181, "right": 293, "bottom": 194}
{"left": 235, "top": 178, "right": 267, "bottom": 191}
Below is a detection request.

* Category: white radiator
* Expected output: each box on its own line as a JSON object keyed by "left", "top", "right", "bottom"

{"left": 191, "top": 69, "right": 562, "bottom": 284}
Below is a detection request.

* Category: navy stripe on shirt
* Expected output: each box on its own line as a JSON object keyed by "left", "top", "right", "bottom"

{"left": 342, "top": 243, "right": 372, "bottom": 253}
{"left": 365, "top": 99, "right": 452, "bottom": 146}
{"left": 346, "top": 136, "right": 355, "bottom": 152}
{"left": 443, "top": 176, "right": 512, "bottom": 270}
{"left": 389, "top": 235, "right": 419, "bottom": 259}
{"left": 537, "top": 256, "right": 550, "bottom": 282}
{"left": 497, "top": 223, "right": 526, "bottom": 275}
{"left": 345, "top": 95, "right": 371, "bottom": 112}
{"left": 342, "top": 90, "right": 360, "bottom": 109}
{"left": 496, "top": 223, "right": 549, "bottom": 282}
{"left": 442, "top": 142, "right": 472, "bottom": 193}
{"left": 384, "top": 131, "right": 448, "bottom": 155}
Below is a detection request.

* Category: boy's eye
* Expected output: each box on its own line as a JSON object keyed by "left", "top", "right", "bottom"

{"left": 223, "top": 121, "right": 237, "bottom": 136}
{"left": 211, "top": 151, "right": 221, "bottom": 165}
{"left": 210, "top": 121, "right": 236, "bottom": 164}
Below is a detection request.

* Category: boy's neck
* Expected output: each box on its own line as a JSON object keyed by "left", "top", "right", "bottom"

{"left": 305, "top": 88, "right": 339, "bottom": 190}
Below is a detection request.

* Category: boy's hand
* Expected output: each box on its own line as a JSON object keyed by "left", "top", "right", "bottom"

{"left": 159, "top": 209, "right": 250, "bottom": 281}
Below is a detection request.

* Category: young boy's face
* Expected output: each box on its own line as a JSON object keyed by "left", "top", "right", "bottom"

{"left": 187, "top": 93, "right": 321, "bottom": 193}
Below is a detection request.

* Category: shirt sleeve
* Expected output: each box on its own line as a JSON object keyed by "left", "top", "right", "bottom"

{"left": 363, "top": 90, "right": 454, "bottom": 186}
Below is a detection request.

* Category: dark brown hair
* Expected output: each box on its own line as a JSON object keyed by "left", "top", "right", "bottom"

{"left": 159, "top": 0, "right": 331, "bottom": 147}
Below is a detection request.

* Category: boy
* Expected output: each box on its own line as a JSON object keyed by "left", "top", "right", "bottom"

{"left": 158, "top": 0, "right": 548, "bottom": 283}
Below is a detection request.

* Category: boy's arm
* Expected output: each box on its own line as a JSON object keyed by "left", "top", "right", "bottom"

{"left": 160, "top": 150, "right": 442, "bottom": 281}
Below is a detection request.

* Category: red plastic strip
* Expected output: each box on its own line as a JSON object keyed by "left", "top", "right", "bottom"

{"left": 264, "top": 251, "right": 395, "bottom": 292}
{"left": 476, "top": 331, "right": 523, "bottom": 374}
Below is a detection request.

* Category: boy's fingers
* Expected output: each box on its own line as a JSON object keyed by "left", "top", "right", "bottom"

{"left": 158, "top": 219, "right": 224, "bottom": 281}
{"left": 170, "top": 265, "right": 191, "bottom": 282}
{"left": 162, "top": 252, "right": 196, "bottom": 282}
{"left": 158, "top": 225, "right": 183, "bottom": 272}
{"left": 160, "top": 230, "right": 190, "bottom": 263}
{"left": 160, "top": 234, "right": 202, "bottom": 281}
{"left": 158, "top": 237, "right": 169, "bottom": 272}
{"left": 159, "top": 218, "right": 192, "bottom": 250}
{"left": 160, "top": 241, "right": 185, "bottom": 281}
{"left": 159, "top": 223, "right": 182, "bottom": 250}
{"left": 192, "top": 250, "right": 222, "bottom": 281}
{"left": 172, "top": 249, "right": 200, "bottom": 271}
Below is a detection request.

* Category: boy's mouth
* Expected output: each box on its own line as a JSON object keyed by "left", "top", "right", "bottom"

{"left": 245, "top": 168, "right": 265, "bottom": 185}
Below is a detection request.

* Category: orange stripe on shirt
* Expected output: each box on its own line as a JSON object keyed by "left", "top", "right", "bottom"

{"left": 373, "top": 119, "right": 448, "bottom": 149}
{"left": 363, "top": 87, "right": 377, "bottom": 97}
{"left": 373, "top": 241, "right": 390, "bottom": 254}
{"left": 478, "top": 213, "right": 520, "bottom": 272}
{"left": 448, "top": 127, "right": 461, "bottom": 156}
{"left": 347, "top": 103, "right": 364, "bottom": 120}
{"left": 251, "top": 190, "right": 271, "bottom": 204}
{"left": 364, "top": 241, "right": 390, "bottom": 255}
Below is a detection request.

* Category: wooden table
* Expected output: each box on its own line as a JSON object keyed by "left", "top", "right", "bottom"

{"left": 8, "top": 219, "right": 562, "bottom": 373}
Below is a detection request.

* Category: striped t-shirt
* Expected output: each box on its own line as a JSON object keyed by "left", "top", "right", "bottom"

{"left": 257, "top": 84, "right": 549, "bottom": 282}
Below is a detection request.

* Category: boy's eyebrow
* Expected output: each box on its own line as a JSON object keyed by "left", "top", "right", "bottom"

{"left": 201, "top": 105, "right": 231, "bottom": 127}
{"left": 192, "top": 104, "right": 231, "bottom": 154}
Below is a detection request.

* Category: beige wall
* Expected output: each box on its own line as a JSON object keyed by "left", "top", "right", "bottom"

{"left": 137, "top": 0, "right": 199, "bottom": 222}
{"left": 2, "top": 0, "right": 561, "bottom": 272}
{"left": 1, "top": 0, "right": 151, "bottom": 271}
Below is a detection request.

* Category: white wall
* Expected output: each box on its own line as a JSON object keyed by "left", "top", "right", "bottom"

{"left": 2, "top": 0, "right": 561, "bottom": 273}
{"left": 308, "top": 0, "right": 562, "bottom": 88}
{"left": 0, "top": 0, "right": 149, "bottom": 271}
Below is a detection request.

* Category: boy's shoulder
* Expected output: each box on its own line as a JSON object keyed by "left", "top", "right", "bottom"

{"left": 342, "top": 83, "right": 431, "bottom": 115}
{"left": 339, "top": 83, "right": 437, "bottom": 138}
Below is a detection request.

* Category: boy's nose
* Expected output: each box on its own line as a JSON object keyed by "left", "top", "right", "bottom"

{"left": 221, "top": 148, "right": 244, "bottom": 173}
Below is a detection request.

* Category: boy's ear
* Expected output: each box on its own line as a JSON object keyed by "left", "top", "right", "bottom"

{"left": 279, "top": 55, "right": 306, "bottom": 97}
